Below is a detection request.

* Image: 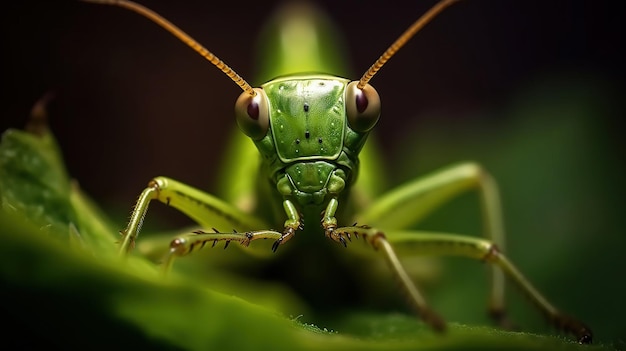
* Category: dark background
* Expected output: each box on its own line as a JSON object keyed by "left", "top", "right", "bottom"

{"left": 2, "top": 0, "right": 624, "bottom": 344}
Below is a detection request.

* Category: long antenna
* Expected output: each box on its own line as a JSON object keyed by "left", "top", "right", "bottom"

{"left": 81, "top": 0, "right": 256, "bottom": 96}
{"left": 357, "top": 0, "right": 461, "bottom": 89}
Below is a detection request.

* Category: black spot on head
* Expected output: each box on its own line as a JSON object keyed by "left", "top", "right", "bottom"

{"left": 318, "top": 137, "right": 323, "bottom": 143}
{"left": 295, "top": 139, "right": 300, "bottom": 144}
{"left": 303, "top": 102, "right": 309, "bottom": 112}
{"left": 305, "top": 130, "right": 310, "bottom": 139}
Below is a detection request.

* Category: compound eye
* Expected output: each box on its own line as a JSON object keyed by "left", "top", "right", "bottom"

{"left": 234, "top": 88, "right": 269, "bottom": 140}
{"left": 345, "top": 81, "right": 381, "bottom": 133}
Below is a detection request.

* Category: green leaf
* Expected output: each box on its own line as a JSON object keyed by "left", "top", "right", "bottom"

{"left": 0, "top": 127, "right": 117, "bottom": 251}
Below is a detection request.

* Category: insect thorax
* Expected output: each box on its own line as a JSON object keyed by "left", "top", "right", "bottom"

{"left": 253, "top": 74, "right": 371, "bottom": 207}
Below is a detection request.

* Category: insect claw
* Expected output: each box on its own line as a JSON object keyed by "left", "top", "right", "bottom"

{"left": 272, "top": 239, "right": 281, "bottom": 253}
{"left": 212, "top": 228, "right": 220, "bottom": 233}
{"left": 224, "top": 240, "right": 230, "bottom": 249}
{"left": 346, "top": 232, "right": 352, "bottom": 241}
{"left": 212, "top": 239, "right": 218, "bottom": 248}
{"left": 339, "top": 235, "right": 347, "bottom": 247}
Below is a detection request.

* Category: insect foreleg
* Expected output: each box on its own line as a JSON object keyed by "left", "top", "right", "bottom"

{"left": 327, "top": 225, "right": 446, "bottom": 331}
{"left": 161, "top": 229, "right": 282, "bottom": 273}
{"left": 321, "top": 198, "right": 341, "bottom": 243}
{"left": 119, "top": 176, "right": 271, "bottom": 255}
{"left": 270, "top": 199, "right": 301, "bottom": 252}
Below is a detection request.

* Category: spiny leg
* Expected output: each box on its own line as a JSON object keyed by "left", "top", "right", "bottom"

{"left": 161, "top": 228, "right": 282, "bottom": 273}
{"left": 119, "top": 176, "right": 272, "bottom": 255}
{"left": 333, "top": 225, "right": 592, "bottom": 344}
{"left": 321, "top": 200, "right": 443, "bottom": 331}
{"left": 323, "top": 223, "right": 445, "bottom": 332}
{"left": 351, "top": 162, "right": 510, "bottom": 326}
{"left": 120, "top": 176, "right": 300, "bottom": 270}
{"left": 271, "top": 198, "right": 302, "bottom": 252}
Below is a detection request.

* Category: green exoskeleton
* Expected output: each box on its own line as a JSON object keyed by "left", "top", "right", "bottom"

{"left": 82, "top": 0, "right": 592, "bottom": 343}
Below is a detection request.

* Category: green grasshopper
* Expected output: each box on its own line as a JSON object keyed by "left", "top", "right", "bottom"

{"left": 81, "top": 0, "right": 591, "bottom": 343}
